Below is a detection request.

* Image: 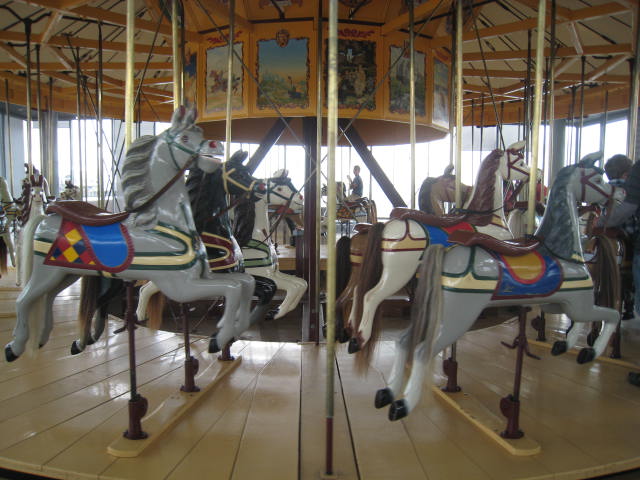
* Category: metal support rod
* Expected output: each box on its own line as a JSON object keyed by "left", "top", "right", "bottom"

{"left": 325, "top": 0, "right": 338, "bottom": 475}
{"left": 125, "top": 0, "right": 135, "bottom": 150}
{"left": 314, "top": 1, "right": 323, "bottom": 345}
{"left": 578, "top": 55, "right": 586, "bottom": 162}
{"left": 409, "top": 0, "right": 416, "bottom": 209}
{"left": 172, "top": 0, "right": 182, "bottom": 108}
{"left": 25, "top": 21, "right": 32, "bottom": 176}
{"left": 75, "top": 50, "right": 83, "bottom": 199}
{"left": 548, "top": 0, "right": 557, "bottom": 182}
{"left": 98, "top": 22, "right": 104, "bottom": 207}
{"left": 225, "top": 0, "right": 235, "bottom": 162}
{"left": 526, "top": 0, "right": 546, "bottom": 235}
{"left": 454, "top": 0, "right": 463, "bottom": 207}
{"left": 47, "top": 79, "right": 55, "bottom": 195}
{"left": 600, "top": 87, "right": 609, "bottom": 161}
{"left": 4, "top": 80, "right": 14, "bottom": 195}
{"left": 629, "top": 4, "right": 640, "bottom": 160}
{"left": 36, "top": 45, "right": 43, "bottom": 175}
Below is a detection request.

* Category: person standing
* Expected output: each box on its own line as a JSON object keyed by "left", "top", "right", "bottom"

{"left": 347, "top": 165, "right": 363, "bottom": 202}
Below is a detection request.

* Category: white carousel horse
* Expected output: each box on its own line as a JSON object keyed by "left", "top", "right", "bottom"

{"left": 17, "top": 176, "right": 47, "bottom": 286}
{"left": 5, "top": 106, "right": 256, "bottom": 361}
{"left": 374, "top": 156, "right": 622, "bottom": 421}
{"left": 234, "top": 169, "right": 307, "bottom": 319}
{"left": 347, "top": 141, "right": 530, "bottom": 352}
{"left": 59, "top": 180, "right": 81, "bottom": 200}
{"left": 0, "top": 176, "right": 17, "bottom": 271}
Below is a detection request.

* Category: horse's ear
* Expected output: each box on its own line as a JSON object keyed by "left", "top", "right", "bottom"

{"left": 272, "top": 168, "right": 287, "bottom": 179}
{"left": 509, "top": 140, "right": 526, "bottom": 152}
{"left": 579, "top": 152, "right": 601, "bottom": 168}
{"left": 169, "top": 106, "right": 187, "bottom": 132}
{"left": 228, "top": 150, "right": 248, "bottom": 165}
{"left": 183, "top": 107, "right": 197, "bottom": 126}
{"left": 443, "top": 164, "right": 454, "bottom": 176}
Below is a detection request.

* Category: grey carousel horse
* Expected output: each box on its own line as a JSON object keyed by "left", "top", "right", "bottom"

{"left": 5, "top": 106, "right": 256, "bottom": 361}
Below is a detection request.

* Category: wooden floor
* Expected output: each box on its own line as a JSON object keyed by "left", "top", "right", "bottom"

{"left": 1, "top": 270, "right": 640, "bottom": 479}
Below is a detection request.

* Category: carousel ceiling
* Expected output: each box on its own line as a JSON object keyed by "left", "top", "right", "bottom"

{"left": 0, "top": 0, "right": 634, "bottom": 128}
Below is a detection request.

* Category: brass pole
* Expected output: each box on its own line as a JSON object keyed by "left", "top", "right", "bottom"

{"left": 325, "top": 0, "right": 338, "bottom": 476}
{"left": 75, "top": 50, "right": 83, "bottom": 198}
{"left": 172, "top": 0, "right": 182, "bottom": 108}
{"left": 629, "top": 5, "right": 640, "bottom": 159}
{"left": 409, "top": 0, "right": 416, "bottom": 209}
{"left": 315, "top": 2, "right": 323, "bottom": 344}
{"left": 98, "top": 21, "right": 104, "bottom": 207}
{"left": 526, "top": 0, "right": 546, "bottom": 235}
{"left": 25, "top": 21, "right": 32, "bottom": 176}
{"left": 125, "top": 0, "right": 135, "bottom": 150}
{"left": 225, "top": 0, "right": 235, "bottom": 162}
{"left": 548, "top": 0, "right": 556, "bottom": 181}
{"left": 454, "top": 0, "right": 463, "bottom": 207}
{"left": 36, "top": 45, "right": 43, "bottom": 176}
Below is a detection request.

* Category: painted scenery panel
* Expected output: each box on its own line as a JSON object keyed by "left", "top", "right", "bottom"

{"left": 335, "top": 39, "right": 376, "bottom": 110}
{"left": 206, "top": 43, "right": 243, "bottom": 115}
{"left": 257, "top": 31, "right": 309, "bottom": 110}
{"left": 433, "top": 58, "right": 449, "bottom": 126}
{"left": 389, "top": 45, "right": 425, "bottom": 116}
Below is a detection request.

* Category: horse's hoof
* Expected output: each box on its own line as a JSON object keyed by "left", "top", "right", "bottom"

{"left": 628, "top": 372, "right": 640, "bottom": 386}
{"left": 375, "top": 388, "right": 394, "bottom": 408}
{"left": 209, "top": 337, "right": 220, "bottom": 354}
{"left": 348, "top": 338, "right": 361, "bottom": 354}
{"left": 586, "top": 331, "right": 598, "bottom": 347}
{"left": 70, "top": 340, "right": 82, "bottom": 355}
{"left": 338, "top": 329, "right": 351, "bottom": 343}
{"left": 388, "top": 399, "right": 408, "bottom": 421}
{"left": 577, "top": 347, "right": 596, "bottom": 364}
{"left": 551, "top": 340, "right": 567, "bottom": 356}
{"left": 5, "top": 344, "right": 17, "bottom": 362}
{"left": 265, "top": 308, "right": 278, "bottom": 321}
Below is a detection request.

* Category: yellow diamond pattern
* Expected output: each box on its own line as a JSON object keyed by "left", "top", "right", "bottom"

{"left": 62, "top": 247, "right": 79, "bottom": 262}
{"left": 65, "top": 228, "right": 82, "bottom": 245}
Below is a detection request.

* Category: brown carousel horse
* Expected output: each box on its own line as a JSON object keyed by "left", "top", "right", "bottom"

{"left": 332, "top": 166, "right": 471, "bottom": 340}
{"left": 322, "top": 181, "right": 377, "bottom": 225}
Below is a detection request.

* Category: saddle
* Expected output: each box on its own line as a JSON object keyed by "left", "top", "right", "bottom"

{"left": 46, "top": 201, "right": 130, "bottom": 226}
{"left": 448, "top": 229, "right": 540, "bottom": 256}
{"left": 353, "top": 223, "right": 372, "bottom": 233}
{"left": 390, "top": 207, "right": 466, "bottom": 228}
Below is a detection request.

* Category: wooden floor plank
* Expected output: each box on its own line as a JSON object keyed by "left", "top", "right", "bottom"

{"left": 300, "top": 344, "right": 359, "bottom": 480}
{"left": 231, "top": 342, "right": 300, "bottom": 480}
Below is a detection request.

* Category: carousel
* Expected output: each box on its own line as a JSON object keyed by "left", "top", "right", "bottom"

{"left": 0, "top": 1, "right": 638, "bottom": 479}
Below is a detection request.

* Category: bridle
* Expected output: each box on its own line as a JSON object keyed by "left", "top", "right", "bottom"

{"left": 579, "top": 167, "right": 611, "bottom": 203}
{"left": 128, "top": 130, "right": 215, "bottom": 214}
{"left": 505, "top": 148, "right": 529, "bottom": 180}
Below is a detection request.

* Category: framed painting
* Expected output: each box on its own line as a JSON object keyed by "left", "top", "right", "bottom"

{"left": 388, "top": 44, "right": 425, "bottom": 116}
{"left": 256, "top": 29, "right": 310, "bottom": 110}
{"left": 205, "top": 42, "right": 244, "bottom": 115}
{"left": 433, "top": 57, "right": 450, "bottom": 127}
{"left": 333, "top": 38, "right": 376, "bottom": 111}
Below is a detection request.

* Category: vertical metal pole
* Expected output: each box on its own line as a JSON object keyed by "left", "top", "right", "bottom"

{"left": 225, "top": 0, "right": 235, "bottom": 162}
{"left": 36, "top": 45, "right": 43, "bottom": 174}
{"left": 630, "top": 5, "right": 640, "bottom": 160}
{"left": 25, "top": 21, "right": 33, "bottom": 176}
{"left": 526, "top": 0, "right": 546, "bottom": 235}
{"left": 314, "top": 2, "right": 323, "bottom": 343}
{"left": 4, "top": 80, "right": 14, "bottom": 195}
{"left": 600, "top": 87, "right": 609, "bottom": 161}
{"left": 409, "top": 0, "right": 416, "bottom": 209}
{"left": 172, "top": 0, "right": 183, "bottom": 108}
{"left": 75, "top": 51, "right": 83, "bottom": 199}
{"left": 47, "top": 78, "right": 54, "bottom": 194}
{"left": 578, "top": 55, "right": 586, "bottom": 161}
{"left": 325, "top": 0, "right": 338, "bottom": 476}
{"left": 125, "top": 0, "right": 135, "bottom": 150}
{"left": 454, "top": 0, "right": 463, "bottom": 207}
{"left": 548, "top": 0, "right": 556, "bottom": 181}
{"left": 97, "top": 22, "right": 104, "bottom": 207}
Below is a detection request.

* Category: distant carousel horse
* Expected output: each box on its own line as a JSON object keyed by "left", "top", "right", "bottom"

{"left": 130, "top": 151, "right": 276, "bottom": 352}
{"left": 347, "top": 141, "right": 529, "bottom": 352}
{"left": 374, "top": 157, "right": 621, "bottom": 422}
{"left": 16, "top": 175, "right": 47, "bottom": 286}
{"left": 0, "top": 176, "right": 18, "bottom": 272}
{"left": 6, "top": 107, "right": 258, "bottom": 362}
{"left": 333, "top": 165, "right": 471, "bottom": 339}
{"left": 59, "top": 180, "right": 81, "bottom": 200}
{"left": 234, "top": 168, "right": 307, "bottom": 319}
{"left": 321, "top": 181, "right": 377, "bottom": 225}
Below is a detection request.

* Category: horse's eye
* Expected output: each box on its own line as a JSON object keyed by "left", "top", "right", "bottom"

{"left": 181, "top": 135, "right": 189, "bottom": 143}
{"left": 277, "top": 187, "right": 283, "bottom": 191}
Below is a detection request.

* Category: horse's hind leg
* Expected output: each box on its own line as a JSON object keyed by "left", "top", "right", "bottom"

{"left": 272, "top": 271, "right": 307, "bottom": 319}
{"left": 41, "top": 275, "right": 79, "bottom": 348}
{"left": 375, "top": 328, "right": 412, "bottom": 409}
{"left": 136, "top": 281, "right": 160, "bottom": 322}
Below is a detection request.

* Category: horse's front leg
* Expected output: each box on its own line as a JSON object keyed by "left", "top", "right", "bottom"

{"left": 224, "top": 272, "right": 256, "bottom": 336}
{"left": 375, "top": 327, "right": 412, "bottom": 409}
{"left": 42, "top": 274, "right": 79, "bottom": 348}
{"left": 271, "top": 270, "right": 307, "bottom": 319}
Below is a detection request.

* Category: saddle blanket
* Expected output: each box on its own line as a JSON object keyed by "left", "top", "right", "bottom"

{"left": 44, "top": 219, "right": 134, "bottom": 273}
{"left": 492, "top": 251, "right": 562, "bottom": 300}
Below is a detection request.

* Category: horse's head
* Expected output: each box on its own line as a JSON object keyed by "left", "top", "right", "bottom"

{"left": 575, "top": 152, "right": 620, "bottom": 205}
{"left": 268, "top": 170, "right": 304, "bottom": 213}
{"left": 222, "top": 150, "right": 266, "bottom": 200}
{"left": 165, "top": 106, "right": 223, "bottom": 174}
{"left": 500, "top": 140, "right": 530, "bottom": 182}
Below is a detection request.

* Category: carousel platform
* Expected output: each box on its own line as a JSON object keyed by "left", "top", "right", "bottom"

{"left": 0, "top": 270, "right": 639, "bottom": 480}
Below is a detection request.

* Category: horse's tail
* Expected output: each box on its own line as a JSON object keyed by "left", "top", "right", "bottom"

{"left": 407, "top": 244, "right": 444, "bottom": 370}
{"left": 0, "top": 237, "right": 7, "bottom": 274}
{"left": 335, "top": 235, "right": 352, "bottom": 338}
{"left": 147, "top": 292, "right": 166, "bottom": 330}
{"left": 591, "top": 235, "right": 621, "bottom": 311}
{"left": 354, "top": 222, "right": 385, "bottom": 370}
{"left": 73, "top": 277, "right": 100, "bottom": 354}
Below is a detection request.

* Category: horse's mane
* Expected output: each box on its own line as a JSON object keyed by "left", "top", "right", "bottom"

{"left": 535, "top": 164, "right": 578, "bottom": 260}
{"left": 462, "top": 149, "right": 502, "bottom": 225}
{"left": 0, "top": 177, "right": 11, "bottom": 203}
{"left": 121, "top": 135, "right": 158, "bottom": 226}
{"left": 186, "top": 166, "right": 221, "bottom": 233}
{"left": 234, "top": 199, "right": 256, "bottom": 247}
{"left": 418, "top": 177, "right": 439, "bottom": 214}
